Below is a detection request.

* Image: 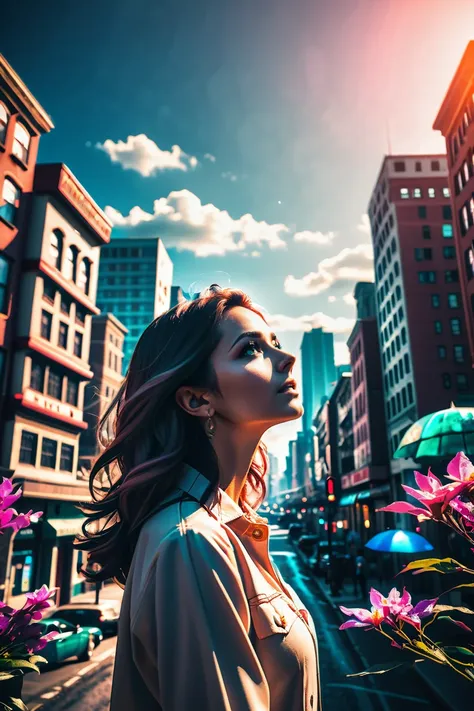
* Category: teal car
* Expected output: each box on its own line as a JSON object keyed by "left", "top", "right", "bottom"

{"left": 39, "top": 618, "right": 100, "bottom": 665}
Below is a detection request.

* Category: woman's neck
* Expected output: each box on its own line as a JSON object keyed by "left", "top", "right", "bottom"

{"left": 210, "top": 421, "right": 262, "bottom": 504}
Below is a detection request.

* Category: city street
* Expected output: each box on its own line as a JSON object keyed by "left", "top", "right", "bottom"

{"left": 24, "top": 526, "right": 448, "bottom": 711}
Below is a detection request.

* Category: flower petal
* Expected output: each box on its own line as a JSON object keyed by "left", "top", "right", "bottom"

{"left": 339, "top": 620, "right": 371, "bottom": 630}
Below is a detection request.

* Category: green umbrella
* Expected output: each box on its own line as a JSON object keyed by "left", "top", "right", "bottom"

{"left": 394, "top": 404, "right": 474, "bottom": 460}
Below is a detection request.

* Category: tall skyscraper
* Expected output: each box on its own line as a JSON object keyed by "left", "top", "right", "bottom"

{"left": 354, "top": 282, "right": 376, "bottom": 319}
{"left": 300, "top": 328, "right": 336, "bottom": 432}
{"left": 368, "top": 155, "right": 473, "bottom": 495}
{"left": 96, "top": 237, "right": 173, "bottom": 370}
{"left": 433, "top": 41, "right": 474, "bottom": 365}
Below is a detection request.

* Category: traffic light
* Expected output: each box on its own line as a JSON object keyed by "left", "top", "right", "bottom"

{"left": 326, "top": 475, "right": 336, "bottom": 503}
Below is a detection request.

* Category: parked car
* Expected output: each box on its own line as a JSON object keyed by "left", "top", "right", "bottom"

{"left": 46, "top": 613, "right": 103, "bottom": 648}
{"left": 39, "top": 618, "right": 96, "bottom": 664}
{"left": 296, "top": 534, "right": 320, "bottom": 557}
{"left": 287, "top": 523, "right": 304, "bottom": 541}
{"left": 45, "top": 603, "right": 120, "bottom": 637}
{"left": 309, "top": 541, "right": 346, "bottom": 576}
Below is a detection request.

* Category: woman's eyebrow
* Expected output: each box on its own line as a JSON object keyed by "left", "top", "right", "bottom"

{"left": 229, "top": 331, "right": 278, "bottom": 351}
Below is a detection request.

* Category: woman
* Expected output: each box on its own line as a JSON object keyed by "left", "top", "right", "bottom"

{"left": 74, "top": 286, "right": 321, "bottom": 711}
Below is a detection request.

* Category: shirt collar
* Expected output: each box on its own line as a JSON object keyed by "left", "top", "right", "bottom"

{"left": 176, "top": 466, "right": 256, "bottom": 525}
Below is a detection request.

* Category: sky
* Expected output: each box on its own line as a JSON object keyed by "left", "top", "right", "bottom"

{"left": 1, "top": 0, "right": 473, "bottom": 468}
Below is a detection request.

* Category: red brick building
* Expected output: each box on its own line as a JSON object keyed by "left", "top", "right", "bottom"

{"left": 0, "top": 55, "right": 53, "bottom": 463}
{"left": 368, "top": 155, "right": 474, "bottom": 501}
{"left": 433, "top": 41, "right": 474, "bottom": 366}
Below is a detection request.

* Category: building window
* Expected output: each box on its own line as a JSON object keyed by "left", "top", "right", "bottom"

{"left": 431, "top": 294, "right": 440, "bottom": 308}
{"left": 394, "top": 161, "right": 406, "bottom": 172}
{"left": 464, "top": 161, "right": 470, "bottom": 183}
{"left": 414, "top": 247, "right": 432, "bottom": 261}
{"left": 0, "top": 177, "right": 21, "bottom": 225}
{"left": 442, "top": 373, "right": 452, "bottom": 389}
{"left": 438, "top": 345, "right": 447, "bottom": 359}
{"left": 0, "top": 254, "right": 11, "bottom": 315}
{"left": 12, "top": 122, "right": 31, "bottom": 164}
{"left": 64, "top": 246, "right": 78, "bottom": 282}
{"left": 404, "top": 354, "right": 410, "bottom": 373}
{"left": 466, "top": 246, "right": 474, "bottom": 281}
{"left": 442, "top": 224, "right": 453, "bottom": 239}
{"left": 60, "top": 444, "right": 74, "bottom": 472}
{"left": 66, "top": 378, "right": 78, "bottom": 406}
{"left": 415, "top": 161, "right": 422, "bottom": 172}
{"left": 428, "top": 188, "right": 435, "bottom": 198}
{"left": 418, "top": 271, "right": 436, "bottom": 283}
{"left": 401, "top": 327, "right": 407, "bottom": 344}
{"left": 445, "top": 270, "right": 459, "bottom": 283}
{"left": 19, "top": 431, "right": 38, "bottom": 465}
{"left": 443, "top": 187, "right": 450, "bottom": 198}
{"left": 442, "top": 205, "right": 453, "bottom": 220}
{"left": 400, "top": 188, "right": 409, "bottom": 199}
{"left": 431, "top": 160, "right": 441, "bottom": 171}
{"left": 47, "top": 370, "right": 62, "bottom": 399}
{"left": 40, "top": 310, "right": 53, "bottom": 340}
{"left": 413, "top": 188, "right": 422, "bottom": 198}
{"left": 434, "top": 320, "right": 442, "bottom": 334}
{"left": 30, "top": 361, "right": 45, "bottom": 392}
{"left": 42, "top": 280, "right": 55, "bottom": 305}
{"left": 448, "top": 293, "right": 460, "bottom": 308}
{"left": 454, "top": 345, "right": 465, "bottom": 363}
{"left": 0, "top": 103, "right": 8, "bottom": 144}
{"left": 450, "top": 318, "right": 461, "bottom": 335}
{"left": 73, "top": 332, "right": 83, "bottom": 358}
{"left": 456, "top": 374, "right": 469, "bottom": 391}
{"left": 394, "top": 261, "right": 400, "bottom": 276}
{"left": 443, "top": 246, "right": 456, "bottom": 259}
{"left": 75, "top": 306, "right": 86, "bottom": 325}
{"left": 461, "top": 205, "right": 469, "bottom": 232}
{"left": 40, "top": 438, "right": 57, "bottom": 469}
{"left": 422, "top": 225, "right": 431, "bottom": 240}
{"left": 58, "top": 322, "right": 68, "bottom": 349}
{"left": 50, "top": 229, "right": 63, "bottom": 270}
{"left": 78, "top": 258, "right": 91, "bottom": 295}
{"left": 418, "top": 206, "right": 427, "bottom": 219}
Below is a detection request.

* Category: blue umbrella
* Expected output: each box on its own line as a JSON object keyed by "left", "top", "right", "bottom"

{"left": 365, "top": 529, "right": 434, "bottom": 554}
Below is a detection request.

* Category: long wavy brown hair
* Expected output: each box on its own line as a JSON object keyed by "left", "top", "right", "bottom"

{"left": 73, "top": 286, "right": 269, "bottom": 588}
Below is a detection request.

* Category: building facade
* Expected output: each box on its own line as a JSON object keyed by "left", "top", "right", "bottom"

{"left": 300, "top": 328, "right": 336, "bottom": 433}
{"left": 96, "top": 237, "right": 173, "bottom": 371}
{"left": 0, "top": 55, "right": 54, "bottom": 466}
{"left": 0, "top": 162, "right": 111, "bottom": 606}
{"left": 433, "top": 42, "right": 474, "bottom": 365}
{"left": 79, "top": 313, "right": 127, "bottom": 472}
{"left": 368, "top": 154, "right": 474, "bottom": 500}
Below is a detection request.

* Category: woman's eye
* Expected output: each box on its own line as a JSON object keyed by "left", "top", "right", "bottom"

{"left": 240, "top": 338, "right": 282, "bottom": 357}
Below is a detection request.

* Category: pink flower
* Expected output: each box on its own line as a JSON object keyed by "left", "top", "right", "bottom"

{"left": 376, "top": 469, "right": 466, "bottom": 520}
{"left": 339, "top": 586, "right": 438, "bottom": 633}
{"left": 398, "top": 597, "right": 438, "bottom": 630}
{"left": 370, "top": 586, "right": 414, "bottom": 617}
{"left": 446, "top": 452, "right": 474, "bottom": 484}
{"left": 24, "top": 584, "right": 56, "bottom": 606}
{"left": 0, "top": 478, "right": 23, "bottom": 509}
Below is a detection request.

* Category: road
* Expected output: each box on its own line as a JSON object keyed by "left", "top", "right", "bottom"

{"left": 25, "top": 526, "right": 444, "bottom": 710}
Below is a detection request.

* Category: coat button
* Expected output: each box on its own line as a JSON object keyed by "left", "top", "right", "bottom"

{"left": 310, "top": 694, "right": 314, "bottom": 708}
{"left": 251, "top": 527, "right": 264, "bottom": 540}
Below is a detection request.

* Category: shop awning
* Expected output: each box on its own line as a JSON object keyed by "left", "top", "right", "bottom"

{"left": 46, "top": 518, "right": 84, "bottom": 538}
{"left": 339, "top": 484, "right": 391, "bottom": 507}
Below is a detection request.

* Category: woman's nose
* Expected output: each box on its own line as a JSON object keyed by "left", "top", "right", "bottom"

{"left": 277, "top": 352, "right": 296, "bottom": 373}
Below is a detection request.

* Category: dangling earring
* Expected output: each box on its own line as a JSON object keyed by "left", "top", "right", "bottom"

{"left": 205, "top": 410, "right": 216, "bottom": 439}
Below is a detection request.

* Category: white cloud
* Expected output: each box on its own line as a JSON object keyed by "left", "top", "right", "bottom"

{"left": 96, "top": 134, "right": 198, "bottom": 176}
{"left": 328, "top": 295, "right": 337, "bottom": 303}
{"left": 357, "top": 214, "right": 371, "bottom": 236}
{"left": 105, "top": 189, "right": 289, "bottom": 257}
{"left": 204, "top": 153, "right": 216, "bottom": 162}
{"left": 284, "top": 243, "right": 374, "bottom": 297}
{"left": 266, "top": 311, "right": 355, "bottom": 335}
{"left": 343, "top": 292, "right": 356, "bottom": 305}
{"left": 294, "top": 230, "right": 336, "bottom": 245}
{"left": 334, "top": 341, "right": 350, "bottom": 365}
{"left": 221, "top": 171, "right": 238, "bottom": 182}
{"left": 250, "top": 251, "right": 261, "bottom": 258}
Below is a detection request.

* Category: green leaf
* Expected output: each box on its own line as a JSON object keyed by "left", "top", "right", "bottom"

{"left": 0, "top": 659, "right": 40, "bottom": 674}
{"left": 400, "top": 557, "right": 466, "bottom": 576}
{"left": 0, "top": 672, "right": 16, "bottom": 682}
{"left": 0, "top": 698, "right": 29, "bottom": 711}
{"left": 347, "top": 661, "right": 411, "bottom": 677}
{"left": 433, "top": 604, "right": 474, "bottom": 615}
{"left": 27, "top": 655, "right": 47, "bottom": 666}
{"left": 412, "top": 640, "right": 448, "bottom": 662}
{"left": 443, "top": 646, "right": 474, "bottom": 658}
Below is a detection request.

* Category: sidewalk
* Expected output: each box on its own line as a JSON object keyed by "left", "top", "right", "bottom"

{"left": 292, "top": 544, "right": 469, "bottom": 711}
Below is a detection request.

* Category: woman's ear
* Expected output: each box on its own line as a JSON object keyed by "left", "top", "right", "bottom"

{"left": 175, "top": 387, "right": 210, "bottom": 417}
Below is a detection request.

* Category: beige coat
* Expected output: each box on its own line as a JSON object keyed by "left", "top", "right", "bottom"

{"left": 110, "top": 466, "right": 322, "bottom": 710}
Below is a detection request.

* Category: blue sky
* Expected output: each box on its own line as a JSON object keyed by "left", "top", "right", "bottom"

{"left": 1, "top": 0, "right": 473, "bottom": 465}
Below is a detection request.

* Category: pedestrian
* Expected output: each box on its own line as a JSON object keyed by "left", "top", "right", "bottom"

{"left": 74, "top": 286, "right": 321, "bottom": 711}
{"left": 355, "top": 548, "right": 368, "bottom": 599}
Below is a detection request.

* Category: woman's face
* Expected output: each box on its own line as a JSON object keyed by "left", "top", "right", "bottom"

{"left": 208, "top": 306, "right": 303, "bottom": 430}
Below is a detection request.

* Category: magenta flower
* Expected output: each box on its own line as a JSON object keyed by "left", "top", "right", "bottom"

{"left": 339, "top": 603, "right": 387, "bottom": 630}
{"left": 339, "top": 586, "right": 438, "bottom": 633}
{"left": 24, "top": 585, "right": 55, "bottom": 606}
{"left": 446, "top": 452, "right": 474, "bottom": 484}
{"left": 0, "top": 478, "right": 23, "bottom": 509}
{"left": 376, "top": 469, "right": 466, "bottom": 520}
{"left": 370, "top": 586, "right": 414, "bottom": 617}
{"left": 397, "top": 597, "right": 439, "bottom": 630}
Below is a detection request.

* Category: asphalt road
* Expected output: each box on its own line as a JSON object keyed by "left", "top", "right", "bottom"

{"left": 25, "top": 527, "right": 445, "bottom": 711}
